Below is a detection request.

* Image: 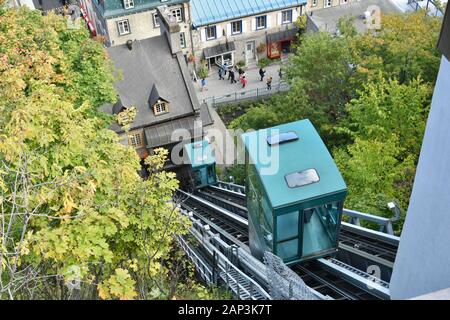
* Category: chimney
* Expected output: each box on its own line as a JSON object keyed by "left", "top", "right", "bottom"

{"left": 156, "top": 5, "right": 182, "bottom": 55}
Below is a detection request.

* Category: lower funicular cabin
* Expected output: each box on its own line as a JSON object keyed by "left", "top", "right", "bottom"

{"left": 241, "top": 119, "right": 347, "bottom": 264}
{"left": 184, "top": 140, "right": 217, "bottom": 189}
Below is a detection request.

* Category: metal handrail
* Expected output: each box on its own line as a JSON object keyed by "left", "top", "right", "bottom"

{"left": 202, "top": 81, "right": 290, "bottom": 108}
{"left": 177, "top": 208, "right": 271, "bottom": 300}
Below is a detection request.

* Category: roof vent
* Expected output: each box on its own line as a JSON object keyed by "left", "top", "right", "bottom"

{"left": 267, "top": 131, "right": 299, "bottom": 146}
{"left": 285, "top": 169, "right": 320, "bottom": 188}
{"left": 126, "top": 40, "right": 133, "bottom": 51}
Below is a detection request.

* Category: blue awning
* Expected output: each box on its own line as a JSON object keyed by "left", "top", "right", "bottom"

{"left": 191, "top": 0, "right": 307, "bottom": 27}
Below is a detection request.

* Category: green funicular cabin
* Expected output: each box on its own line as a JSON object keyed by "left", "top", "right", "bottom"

{"left": 241, "top": 119, "right": 347, "bottom": 264}
{"left": 184, "top": 140, "right": 217, "bottom": 189}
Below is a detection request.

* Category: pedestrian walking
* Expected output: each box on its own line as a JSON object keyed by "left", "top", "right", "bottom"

{"left": 201, "top": 78, "right": 206, "bottom": 92}
{"left": 218, "top": 67, "right": 224, "bottom": 80}
{"left": 229, "top": 70, "right": 236, "bottom": 84}
{"left": 238, "top": 67, "right": 243, "bottom": 76}
{"left": 259, "top": 67, "right": 266, "bottom": 81}
{"left": 279, "top": 68, "right": 283, "bottom": 80}
{"left": 266, "top": 76, "right": 273, "bottom": 91}
{"left": 241, "top": 75, "right": 247, "bottom": 88}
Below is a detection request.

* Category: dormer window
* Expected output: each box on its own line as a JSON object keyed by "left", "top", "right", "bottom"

{"left": 124, "top": 0, "right": 134, "bottom": 9}
{"left": 153, "top": 100, "right": 169, "bottom": 115}
{"left": 149, "top": 84, "right": 170, "bottom": 116}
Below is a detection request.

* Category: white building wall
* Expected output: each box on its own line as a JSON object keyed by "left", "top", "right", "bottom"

{"left": 390, "top": 56, "right": 450, "bottom": 299}
{"left": 107, "top": 3, "right": 191, "bottom": 54}
{"left": 192, "top": 6, "right": 303, "bottom": 64}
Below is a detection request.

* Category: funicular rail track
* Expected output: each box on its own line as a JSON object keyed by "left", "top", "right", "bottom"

{"left": 199, "top": 185, "right": 399, "bottom": 262}
{"left": 339, "top": 228, "right": 398, "bottom": 265}
{"left": 177, "top": 189, "right": 390, "bottom": 300}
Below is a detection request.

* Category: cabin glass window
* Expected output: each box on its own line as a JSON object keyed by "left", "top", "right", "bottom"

{"left": 302, "top": 202, "right": 342, "bottom": 257}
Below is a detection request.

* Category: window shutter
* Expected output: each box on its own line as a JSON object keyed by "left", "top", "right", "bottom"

{"left": 242, "top": 20, "right": 247, "bottom": 33}
{"left": 251, "top": 18, "right": 256, "bottom": 31}
{"left": 200, "top": 28, "right": 206, "bottom": 42}
{"left": 266, "top": 15, "right": 272, "bottom": 28}
{"left": 226, "top": 23, "right": 231, "bottom": 36}
{"left": 277, "top": 12, "right": 282, "bottom": 25}
{"left": 216, "top": 25, "right": 222, "bottom": 39}
{"left": 292, "top": 8, "right": 299, "bottom": 22}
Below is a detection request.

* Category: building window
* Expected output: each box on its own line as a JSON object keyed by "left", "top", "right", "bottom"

{"left": 153, "top": 13, "right": 160, "bottom": 28}
{"left": 123, "top": 0, "right": 134, "bottom": 9}
{"left": 154, "top": 101, "right": 168, "bottom": 115}
{"left": 129, "top": 131, "right": 144, "bottom": 148}
{"left": 180, "top": 32, "right": 186, "bottom": 48}
{"left": 231, "top": 20, "right": 242, "bottom": 35}
{"left": 281, "top": 10, "right": 293, "bottom": 24}
{"left": 256, "top": 15, "right": 267, "bottom": 30}
{"left": 324, "top": 0, "right": 332, "bottom": 8}
{"left": 206, "top": 25, "right": 217, "bottom": 40}
{"left": 171, "top": 8, "right": 183, "bottom": 22}
{"left": 312, "top": 0, "right": 317, "bottom": 6}
{"left": 117, "top": 19, "right": 131, "bottom": 35}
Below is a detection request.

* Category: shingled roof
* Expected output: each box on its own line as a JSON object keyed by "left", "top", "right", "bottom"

{"left": 105, "top": 35, "right": 212, "bottom": 147}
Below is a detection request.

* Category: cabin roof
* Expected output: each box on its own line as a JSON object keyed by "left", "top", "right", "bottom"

{"left": 242, "top": 119, "right": 347, "bottom": 209}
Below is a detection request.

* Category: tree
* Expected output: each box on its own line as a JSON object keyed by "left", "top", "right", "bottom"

{"left": 285, "top": 32, "right": 358, "bottom": 125}
{"left": 334, "top": 137, "right": 415, "bottom": 233}
{"left": 0, "top": 6, "right": 195, "bottom": 300}
{"left": 337, "top": 16, "right": 358, "bottom": 38}
{"left": 344, "top": 75, "right": 432, "bottom": 159}
{"left": 351, "top": 11, "right": 442, "bottom": 85}
{"left": 0, "top": 6, "right": 117, "bottom": 121}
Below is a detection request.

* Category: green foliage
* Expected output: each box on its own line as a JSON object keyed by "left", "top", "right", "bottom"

{"left": 337, "top": 16, "right": 358, "bottom": 38}
{"left": 197, "top": 65, "right": 208, "bottom": 80}
{"left": 0, "top": 6, "right": 194, "bottom": 300}
{"left": 257, "top": 57, "right": 280, "bottom": 68}
{"left": 236, "top": 60, "right": 246, "bottom": 68}
{"left": 224, "top": 11, "right": 442, "bottom": 233}
{"left": 223, "top": 165, "right": 246, "bottom": 186}
{"left": 334, "top": 137, "right": 415, "bottom": 233}
{"left": 350, "top": 11, "right": 442, "bottom": 84}
{"left": 344, "top": 75, "right": 432, "bottom": 159}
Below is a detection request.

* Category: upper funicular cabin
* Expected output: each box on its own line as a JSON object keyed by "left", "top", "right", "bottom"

{"left": 241, "top": 119, "right": 347, "bottom": 264}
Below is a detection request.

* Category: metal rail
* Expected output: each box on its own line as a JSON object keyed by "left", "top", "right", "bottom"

{"left": 198, "top": 184, "right": 399, "bottom": 260}
{"left": 206, "top": 184, "right": 399, "bottom": 284}
{"left": 197, "top": 186, "right": 247, "bottom": 217}
{"left": 177, "top": 190, "right": 250, "bottom": 249}
{"left": 177, "top": 190, "right": 391, "bottom": 300}
{"left": 216, "top": 181, "right": 400, "bottom": 235}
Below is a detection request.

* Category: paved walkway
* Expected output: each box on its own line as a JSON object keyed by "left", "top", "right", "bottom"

{"left": 194, "top": 63, "right": 284, "bottom": 103}
{"left": 203, "top": 105, "right": 237, "bottom": 166}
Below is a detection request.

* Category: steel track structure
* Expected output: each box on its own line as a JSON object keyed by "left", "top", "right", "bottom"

{"left": 176, "top": 189, "right": 392, "bottom": 300}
